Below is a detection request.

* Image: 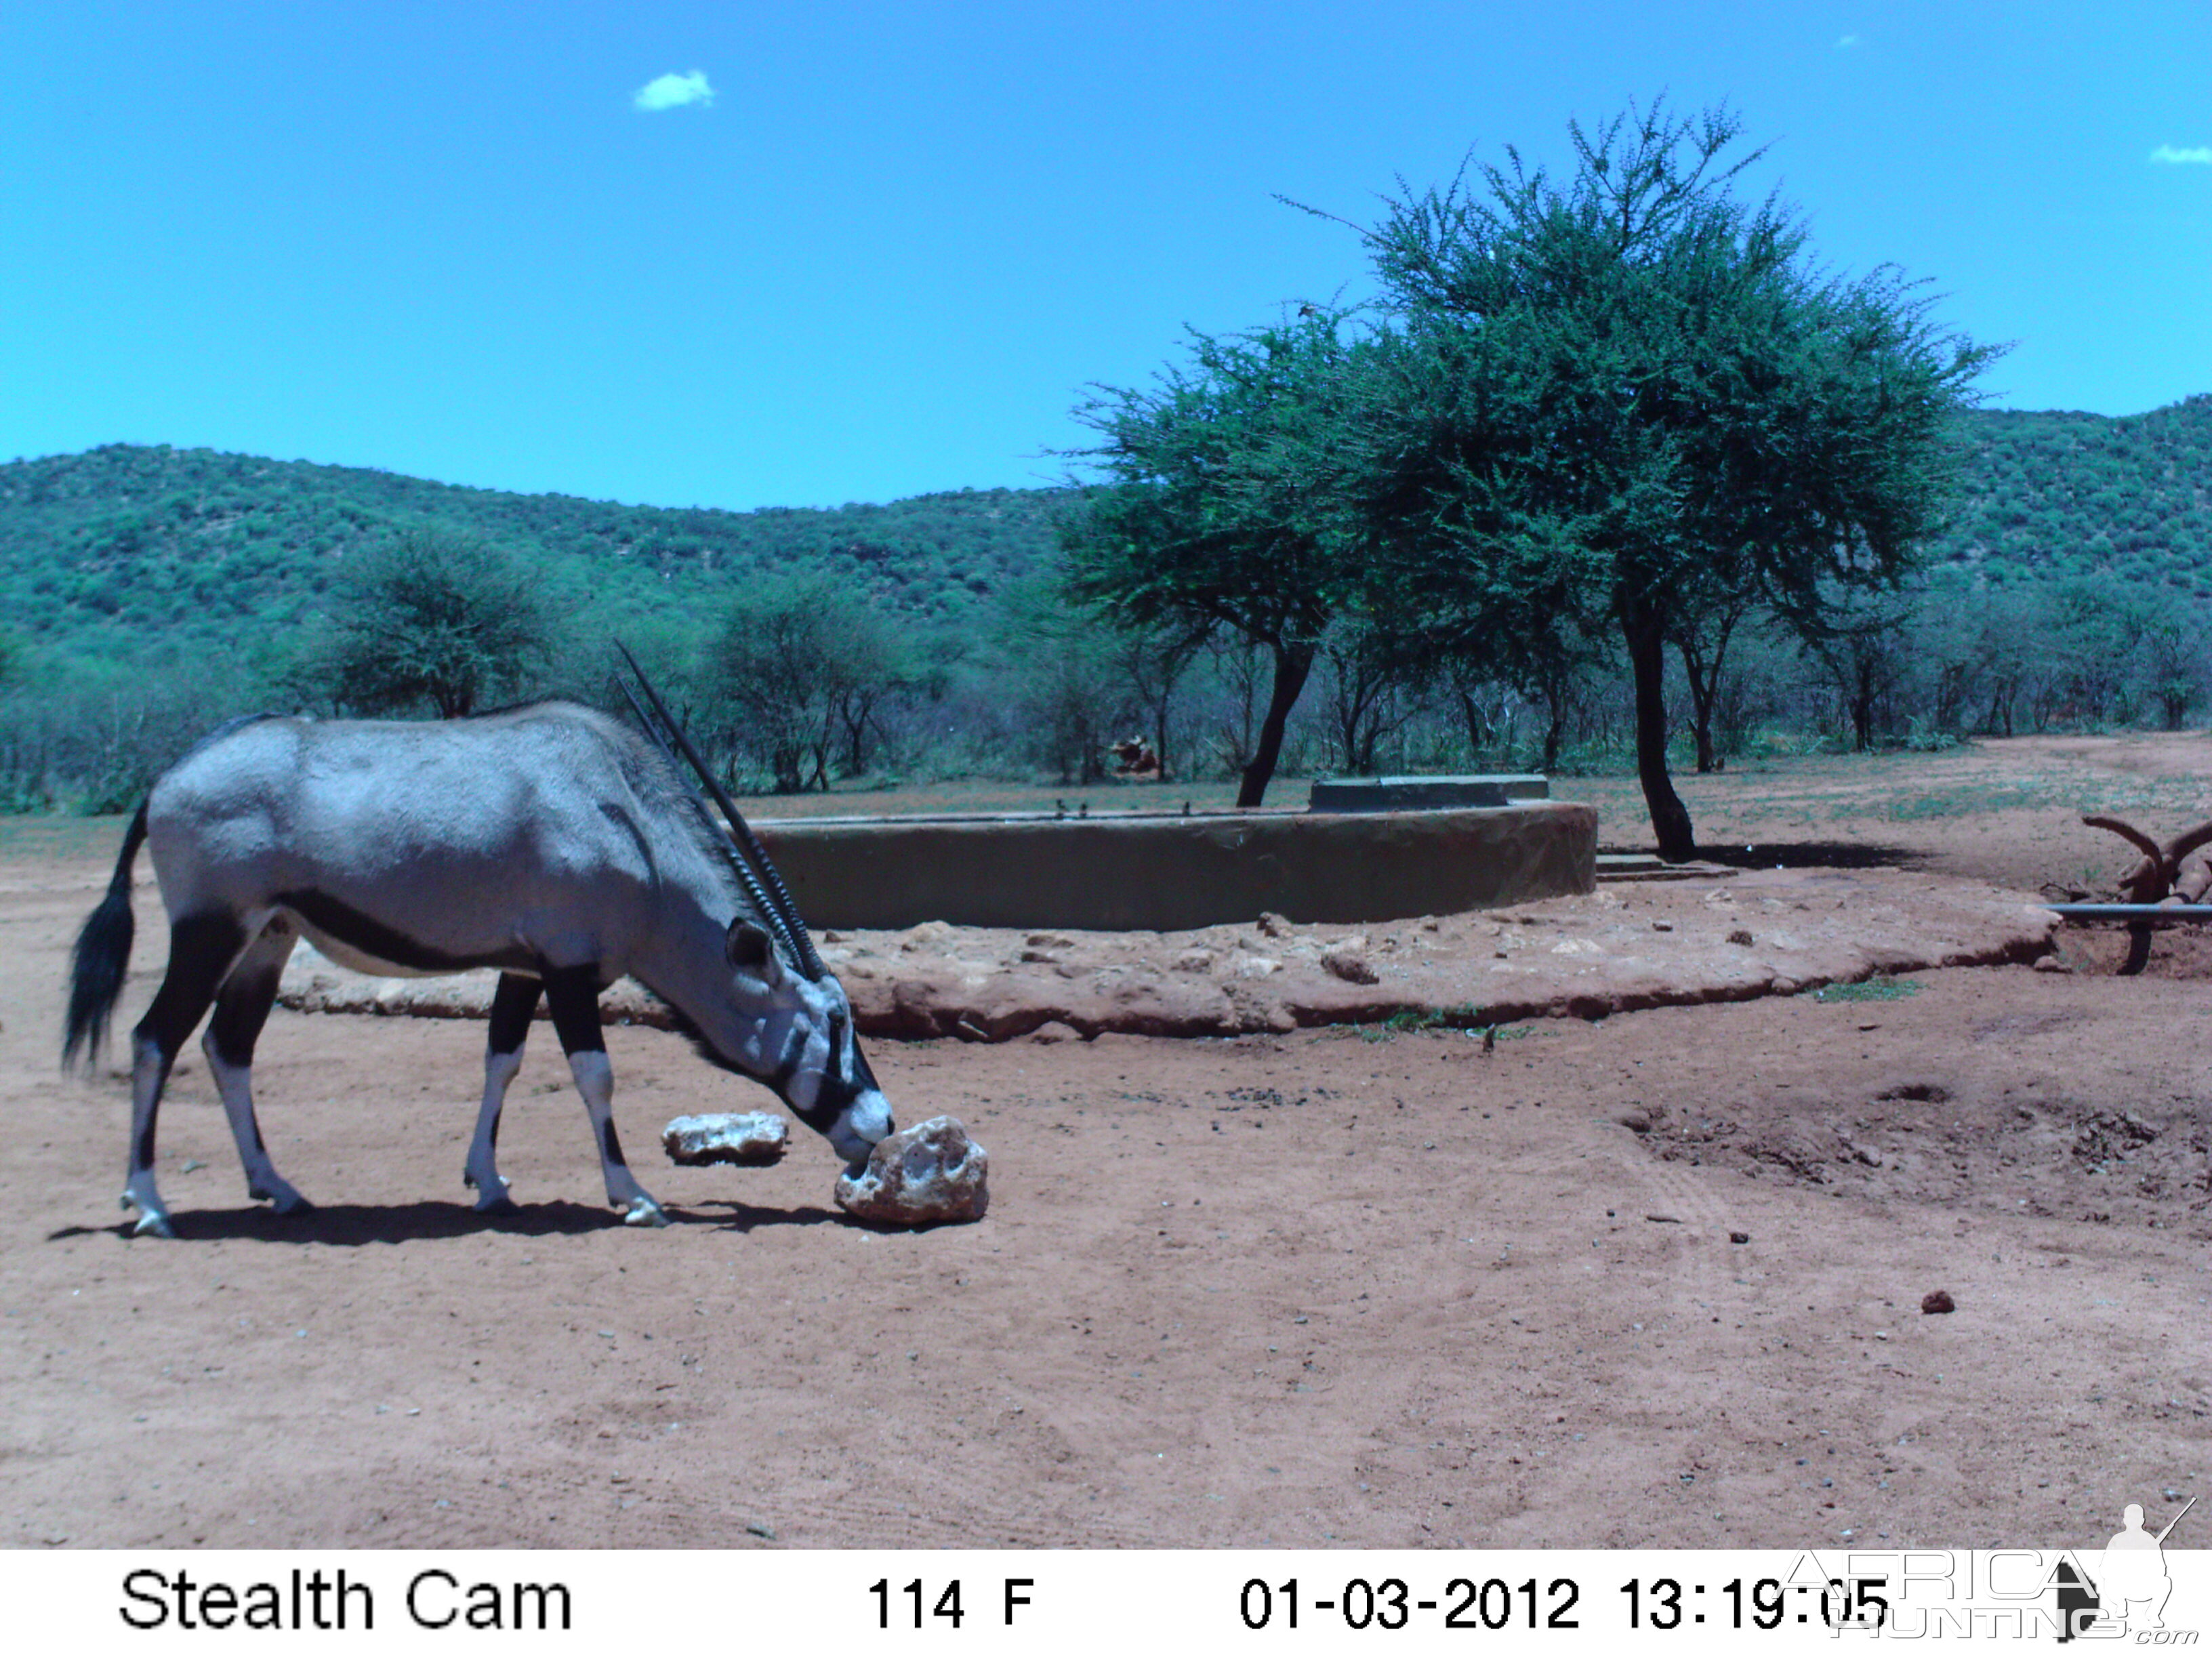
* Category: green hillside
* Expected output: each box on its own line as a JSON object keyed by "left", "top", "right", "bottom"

{"left": 1933, "top": 394, "right": 2212, "bottom": 592}
{"left": 0, "top": 443, "right": 1068, "bottom": 663}
{"left": 2, "top": 394, "right": 2207, "bottom": 668}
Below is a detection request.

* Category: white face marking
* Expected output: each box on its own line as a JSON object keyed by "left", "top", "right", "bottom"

{"left": 710, "top": 956, "right": 888, "bottom": 1161}
{"left": 830, "top": 1088, "right": 894, "bottom": 1164}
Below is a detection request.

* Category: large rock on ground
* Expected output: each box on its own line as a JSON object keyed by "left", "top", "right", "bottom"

{"left": 834, "top": 1116, "right": 989, "bottom": 1226}
{"left": 662, "top": 1112, "right": 789, "bottom": 1166}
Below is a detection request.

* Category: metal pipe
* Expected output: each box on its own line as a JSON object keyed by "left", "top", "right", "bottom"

{"left": 2045, "top": 904, "right": 2212, "bottom": 921}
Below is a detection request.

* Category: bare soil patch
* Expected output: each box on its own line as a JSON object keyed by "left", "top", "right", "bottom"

{"left": 3, "top": 736, "right": 2209, "bottom": 1551}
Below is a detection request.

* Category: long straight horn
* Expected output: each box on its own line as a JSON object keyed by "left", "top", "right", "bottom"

{"left": 614, "top": 643, "right": 827, "bottom": 982}
{"left": 611, "top": 672, "right": 785, "bottom": 945}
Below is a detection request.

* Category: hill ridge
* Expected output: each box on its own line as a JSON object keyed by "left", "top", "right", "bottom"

{"left": 3, "top": 396, "right": 2207, "bottom": 664}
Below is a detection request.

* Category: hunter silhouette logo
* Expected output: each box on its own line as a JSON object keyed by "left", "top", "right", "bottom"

{"left": 2061, "top": 1494, "right": 2196, "bottom": 1641}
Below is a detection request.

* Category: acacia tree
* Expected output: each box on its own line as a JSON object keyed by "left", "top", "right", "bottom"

{"left": 1673, "top": 590, "right": 1758, "bottom": 773}
{"left": 988, "top": 574, "right": 1130, "bottom": 786}
{"left": 707, "top": 569, "right": 910, "bottom": 792}
{"left": 1317, "top": 619, "right": 1429, "bottom": 776}
{"left": 316, "top": 530, "right": 554, "bottom": 718}
{"left": 1060, "top": 311, "right": 1372, "bottom": 806}
{"left": 1349, "top": 100, "right": 1999, "bottom": 857}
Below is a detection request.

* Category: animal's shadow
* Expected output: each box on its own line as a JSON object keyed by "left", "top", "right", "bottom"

{"left": 47, "top": 1197, "right": 848, "bottom": 1246}
{"left": 1710, "top": 840, "right": 1925, "bottom": 871}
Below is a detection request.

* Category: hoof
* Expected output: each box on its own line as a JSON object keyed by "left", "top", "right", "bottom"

{"left": 622, "top": 1197, "right": 670, "bottom": 1229}
{"left": 131, "top": 1210, "right": 176, "bottom": 1240}
{"left": 254, "top": 1187, "right": 313, "bottom": 1215}
{"left": 474, "top": 1193, "right": 520, "bottom": 1216}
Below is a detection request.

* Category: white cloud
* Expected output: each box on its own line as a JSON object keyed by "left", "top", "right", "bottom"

{"left": 634, "top": 70, "right": 713, "bottom": 113}
{"left": 1835, "top": 34, "right": 1860, "bottom": 48}
{"left": 2150, "top": 144, "right": 2212, "bottom": 165}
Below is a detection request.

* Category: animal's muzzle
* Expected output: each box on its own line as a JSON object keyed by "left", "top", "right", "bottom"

{"left": 820, "top": 1047, "right": 894, "bottom": 1168}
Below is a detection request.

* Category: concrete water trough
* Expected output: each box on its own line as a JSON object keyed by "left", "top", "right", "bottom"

{"left": 752, "top": 784, "right": 1595, "bottom": 933}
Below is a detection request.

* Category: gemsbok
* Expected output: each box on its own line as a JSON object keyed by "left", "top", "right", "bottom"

{"left": 63, "top": 662, "right": 892, "bottom": 1237}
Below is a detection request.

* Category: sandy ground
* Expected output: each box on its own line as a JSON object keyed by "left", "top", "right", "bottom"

{"left": 3, "top": 734, "right": 2209, "bottom": 1551}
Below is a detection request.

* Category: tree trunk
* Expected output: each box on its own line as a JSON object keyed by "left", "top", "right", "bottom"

{"left": 1681, "top": 641, "right": 1716, "bottom": 778}
{"left": 1236, "top": 642, "right": 1315, "bottom": 808}
{"left": 1680, "top": 649, "right": 1719, "bottom": 774}
{"left": 1624, "top": 613, "right": 1696, "bottom": 861}
{"left": 1455, "top": 687, "right": 1490, "bottom": 758}
{"left": 1851, "top": 657, "right": 1877, "bottom": 752}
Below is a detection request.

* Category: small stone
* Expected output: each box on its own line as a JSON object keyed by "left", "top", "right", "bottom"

{"left": 1172, "top": 948, "right": 1216, "bottom": 974}
{"left": 745, "top": 1521, "right": 777, "bottom": 1540}
{"left": 1650, "top": 919, "right": 1674, "bottom": 933}
{"left": 1614, "top": 1109, "right": 1651, "bottom": 1133}
{"left": 1321, "top": 945, "right": 1378, "bottom": 985}
{"left": 835, "top": 1117, "right": 989, "bottom": 1226}
{"left": 1026, "top": 932, "right": 1075, "bottom": 949}
{"left": 2033, "top": 956, "right": 2070, "bottom": 974}
{"left": 1257, "top": 912, "right": 1294, "bottom": 939}
{"left": 1727, "top": 928, "right": 1755, "bottom": 946}
{"left": 662, "top": 1112, "right": 789, "bottom": 1166}
{"left": 1027, "top": 1021, "right": 1082, "bottom": 1044}
{"left": 1921, "top": 1289, "right": 1956, "bottom": 1315}
{"left": 1729, "top": 1231, "right": 1750, "bottom": 1245}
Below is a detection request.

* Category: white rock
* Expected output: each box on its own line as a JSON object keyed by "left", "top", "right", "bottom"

{"left": 662, "top": 1112, "right": 789, "bottom": 1166}
{"left": 834, "top": 1116, "right": 989, "bottom": 1226}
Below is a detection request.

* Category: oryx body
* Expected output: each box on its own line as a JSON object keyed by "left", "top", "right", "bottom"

{"left": 64, "top": 702, "right": 893, "bottom": 1237}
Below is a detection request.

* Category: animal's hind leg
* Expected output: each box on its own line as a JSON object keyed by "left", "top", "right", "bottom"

{"left": 201, "top": 920, "right": 309, "bottom": 1214}
{"left": 541, "top": 964, "right": 666, "bottom": 1227}
{"left": 125, "top": 912, "right": 247, "bottom": 1237}
{"left": 463, "top": 973, "right": 541, "bottom": 1212}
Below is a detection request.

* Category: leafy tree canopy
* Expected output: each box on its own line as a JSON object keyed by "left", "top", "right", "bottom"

{"left": 1347, "top": 98, "right": 2001, "bottom": 857}
{"left": 705, "top": 567, "right": 916, "bottom": 792}
{"left": 306, "top": 531, "right": 556, "bottom": 718}
{"left": 1059, "top": 310, "right": 1375, "bottom": 804}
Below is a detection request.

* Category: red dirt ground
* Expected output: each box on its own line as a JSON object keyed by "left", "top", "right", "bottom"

{"left": 2, "top": 735, "right": 2207, "bottom": 1550}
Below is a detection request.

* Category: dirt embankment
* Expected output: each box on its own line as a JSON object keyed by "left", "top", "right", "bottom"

{"left": 279, "top": 865, "right": 2055, "bottom": 1040}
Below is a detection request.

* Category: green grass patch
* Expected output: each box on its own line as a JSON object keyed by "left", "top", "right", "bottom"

{"left": 1804, "top": 974, "right": 1922, "bottom": 1003}
{"left": 0, "top": 814, "right": 128, "bottom": 860}
{"left": 1358, "top": 1009, "right": 1535, "bottom": 1042}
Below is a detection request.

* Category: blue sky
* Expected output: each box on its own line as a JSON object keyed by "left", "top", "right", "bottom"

{"left": 3, "top": 2, "right": 2205, "bottom": 512}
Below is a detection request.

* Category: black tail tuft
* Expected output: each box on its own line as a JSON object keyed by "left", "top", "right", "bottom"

{"left": 63, "top": 800, "right": 148, "bottom": 1070}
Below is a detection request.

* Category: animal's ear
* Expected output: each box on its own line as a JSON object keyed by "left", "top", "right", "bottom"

{"left": 724, "top": 919, "right": 778, "bottom": 977}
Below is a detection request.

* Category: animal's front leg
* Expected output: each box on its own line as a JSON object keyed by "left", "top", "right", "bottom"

{"left": 463, "top": 973, "right": 542, "bottom": 1212}
{"left": 542, "top": 964, "right": 666, "bottom": 1227}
